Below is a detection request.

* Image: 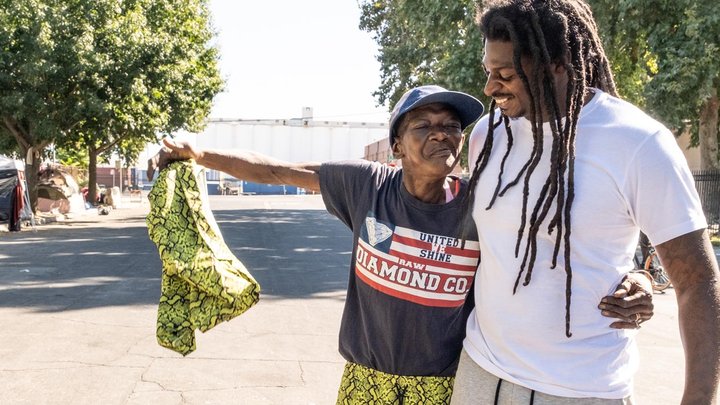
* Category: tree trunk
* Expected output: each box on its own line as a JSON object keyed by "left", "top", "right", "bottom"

{"left": 88, "top": 145, "right": 99, "bottom": 206}
{"left": 1, "top": 117, "right": 45, "bottom": 213}
{"left": 699, "top": 87, "right": 719, "bottom": 170}
{"left": 23, "top": 146, "right": 42, "bottom": 213}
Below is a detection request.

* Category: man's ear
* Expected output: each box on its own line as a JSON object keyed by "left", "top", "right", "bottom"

{"left": 392, "top": 138, "right": 404, "bottom": 159}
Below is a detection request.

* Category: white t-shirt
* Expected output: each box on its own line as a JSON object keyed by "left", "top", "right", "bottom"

{"left": 464, "top": 89, "right": 707, "bottom": 398}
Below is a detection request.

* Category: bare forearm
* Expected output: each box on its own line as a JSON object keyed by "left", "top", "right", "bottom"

{"left": 195, "top": 149, "right": 321, "bottom": 191}
{"left": 676, "top": 281, "right": 720, "bottom": 404}
{"left": 656, "top": 229, "right": 720, "bottom": 404}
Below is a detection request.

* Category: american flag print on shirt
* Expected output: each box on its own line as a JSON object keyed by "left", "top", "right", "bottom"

{"left": 355, "top": 215, "right": 480, "bottom": 307}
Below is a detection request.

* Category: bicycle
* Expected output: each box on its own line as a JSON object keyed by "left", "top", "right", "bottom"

{"left": 634, "top": 232, "right": 672, "bottom": 292}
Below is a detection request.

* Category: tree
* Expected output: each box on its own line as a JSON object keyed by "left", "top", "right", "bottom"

{"left": 587, "top": 0, "right": 655, "bottom": 108}
{"left": 55, "top": 0, "right": 223, "bottom": 203}
{"left": 0, "top": 0, "right": 85, "bottom": 209}
{"left": 0, "top": 0, "right": 223, "bottom": 210}
{"left": 358, "top": 0, "right": 485, "bottom": 168}
{"left": 358, "top": 1, "right": 485, "bottom": 107}
{"left": 359, "top": 1, "right": 719, "bottom": 170}
{"left": 590, "top": 0, "right": 720, "bottom": 170}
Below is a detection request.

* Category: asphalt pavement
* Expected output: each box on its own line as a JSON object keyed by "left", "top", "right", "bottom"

{"left": 0, "top": 194, "right": 718, "bottom": 404}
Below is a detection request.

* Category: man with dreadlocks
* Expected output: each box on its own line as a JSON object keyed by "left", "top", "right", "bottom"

{"left": 451, "top": 0, "right": 720, "bottom": 404}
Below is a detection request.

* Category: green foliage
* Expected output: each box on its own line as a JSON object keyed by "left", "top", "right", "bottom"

{"left": 359, "top": 0, "right": 720, "bottom": 167}
{"left": 358, "top": 0, "right": 486, "bottom": 108}
{"left": 588, "top": 0, "right": 654, "bottom": 108}
{"left": 0, "top": 134, "right": 19, "bottom": 156}
{"left": 0, "top": 0, "right": 81, "bottom": 148}
{"left": 358, "top": 0, "right": 486, "bottom": 167}
{"left": 599, "top": 0, "right": 719, "bottom": 136}
{"left": 48, "top": 0, "right": 224, "bottom": 161}
{"left": 0, "top": 0, "right": 222, "bottom": 159}
{"left": 53, "top": 141, "right": 90, "bottom": 168}
{"left": 0, "top": 0, "right": 223, "bottom": 207}
{"left": 646, "top": 3, "right": 718, "bottom": 154}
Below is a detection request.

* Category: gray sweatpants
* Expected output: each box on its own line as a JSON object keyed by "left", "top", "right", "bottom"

{"left": 450, "top": 349, "right": 634, "bottom": 405}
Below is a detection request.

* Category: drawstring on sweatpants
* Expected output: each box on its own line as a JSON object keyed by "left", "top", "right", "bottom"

{"left": 493, "top": 379, "right": 502, "bottom": 405}
{"left": 493, "top": 378, "right": 536, "bottom": 405}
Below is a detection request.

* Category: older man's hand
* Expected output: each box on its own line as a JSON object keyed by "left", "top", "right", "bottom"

{"left": 598, "top": 272, "right": 655, "bottom": 329}
{"left": 146, "top": 139, "right": 200, "bottom": 181}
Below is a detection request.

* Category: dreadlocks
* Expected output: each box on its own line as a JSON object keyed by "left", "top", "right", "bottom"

{"left": 463, "top": 0, "right": 617, "bottom": 337}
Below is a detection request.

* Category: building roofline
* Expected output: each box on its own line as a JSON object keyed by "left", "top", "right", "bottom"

{"left": 208, "top": 117, "right": 387, "bottom": 129}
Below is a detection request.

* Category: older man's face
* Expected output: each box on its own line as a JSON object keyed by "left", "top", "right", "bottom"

{"left": 393, "top": 103, "right": 464, "bottom": 179}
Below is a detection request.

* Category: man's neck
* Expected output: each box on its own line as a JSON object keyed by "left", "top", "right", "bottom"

{"left": 402, "top": 174, "right": 448, "bottom": 204}
{"left": 584, "top": 88, "right": 596, "bottom": 105}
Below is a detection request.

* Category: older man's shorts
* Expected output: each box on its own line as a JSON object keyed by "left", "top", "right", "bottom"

{"left": 336, "top": 362, "right": 455, "bottom": 405}
{"left": 147, "top": 161, "right": 260, "bottom": 356}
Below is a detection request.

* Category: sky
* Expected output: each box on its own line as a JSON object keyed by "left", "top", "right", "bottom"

{"left": 206, "top": 0, "right": 391, "bottom": 123}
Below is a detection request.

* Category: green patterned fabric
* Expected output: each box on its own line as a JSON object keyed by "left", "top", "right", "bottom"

{"left": 146, "top": 161, "right": 260, "bottom": 356}
{"left": 337, "top": 361, "right": 455, "bottom": 404}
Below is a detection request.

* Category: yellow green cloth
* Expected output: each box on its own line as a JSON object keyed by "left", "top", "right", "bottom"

{"left": 146, "top": 161, "right": 260, "bottom": 356}
{"left": 337, "top": 361, "right": 454, "bottom": 404}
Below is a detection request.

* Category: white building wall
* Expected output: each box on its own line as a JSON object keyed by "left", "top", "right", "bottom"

{"left": 138, "top": 116, "right": 389, "bottom": 187}
{"left": 193, "top": 120, "right": 388, "bottom": 163}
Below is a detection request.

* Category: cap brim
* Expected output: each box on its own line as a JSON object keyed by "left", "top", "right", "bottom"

{"left": 408, "top": 91, "right": 485, "bottom": 130}
{"left": 388, "top": 87, "right": 485, "bottom": 145}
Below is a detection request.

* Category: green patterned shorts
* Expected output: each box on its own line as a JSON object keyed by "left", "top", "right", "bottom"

{"left": 337, "top": 362, "right": 455, "bottom": 405}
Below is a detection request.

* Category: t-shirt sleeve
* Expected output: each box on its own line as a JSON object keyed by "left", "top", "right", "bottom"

{"left": 623, "top": 128, "right": 707, "bottom": 245}
{"left": 319, "top": 160, "right": 381, "bottom": 230}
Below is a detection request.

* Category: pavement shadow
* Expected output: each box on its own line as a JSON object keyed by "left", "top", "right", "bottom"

{"left": 0, "top": 209, "right": 351, "bottom": 312}
{"left": 214, "top": 209, "right": 352, "bottom": 300}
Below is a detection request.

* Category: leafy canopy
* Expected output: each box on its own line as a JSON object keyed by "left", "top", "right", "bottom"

{"left": 359, "top": 0, "right": 719, "bottom": 167}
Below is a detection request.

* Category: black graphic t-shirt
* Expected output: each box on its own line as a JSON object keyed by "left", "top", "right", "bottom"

{"left": 320, "top": 160, "right": 480, "bottom": 377}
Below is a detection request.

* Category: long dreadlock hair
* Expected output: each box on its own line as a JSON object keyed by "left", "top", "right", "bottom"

{"left": 463, "top": 0, "right": 617, "bottom": 337}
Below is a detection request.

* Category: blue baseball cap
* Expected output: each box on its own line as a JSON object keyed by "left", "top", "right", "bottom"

{"left": 388, "top": 85, "right": 485, "bottom": 145}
